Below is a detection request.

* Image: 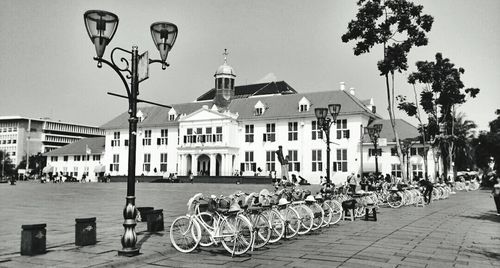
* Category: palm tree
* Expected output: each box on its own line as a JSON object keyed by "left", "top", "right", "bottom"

{"left": 450, "top": 112, "right": 477, "bottom": 172}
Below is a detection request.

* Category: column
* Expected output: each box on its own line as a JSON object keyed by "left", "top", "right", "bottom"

{"left": 177, "top": 154, "right": 183, "bottom": 175}
{"left": 225, "top": 154, "right": 232, "bottom": 176}
{"left": 209, "top": 154, "right": 216, "bottom": 176}
{"left": 222, "top": 154, "right": 228, "bottom": 176}
{"left": 191, "top": 155, "right": 198, "bottom": 176}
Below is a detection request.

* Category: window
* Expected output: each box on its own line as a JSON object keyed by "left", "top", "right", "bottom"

{"left": 124, "top": 139, "right": 129, "bottom": 146}
{"left": 334, "top": 149, "right": 348, "bottom": 172}
{"left": 336, "top": 119, "right": 350, "bottom": 139}
{"left": 410, "top": 147, "right": 425, "bottom": 156}
{"left": 143, "top": 130, "right": 152, "bottom": 146}
{"left": 111, "top": 132, "right": 120, "bottom": 146}
{"left": 243, "top": 151, "right": 256, "bottom": 172}
{"left": 93, "top": 155, "right": 100, "bottom": 161}
{"left": 160, "top": 153, "right": 168, "bottom": 172}
{"left": 83, "top": 167, "right": 89, "bottom": 177}
{"left": 263, "top": 123, "right": 276, "bottom": 142}
{"left": 62, "top": 167, "right": 68, "bottom": 175}
{"left": 64, "top": 156, "right": 68, "bottom": 161}
{"left": 12, "top": 140, "right": 16, "bottom": 144}
{"left": 412, "top": 164, "right": 423, "bottom": 179}
{"left": 215, "top": 127, "right": 223, "bottom": 142}
{"left": 51, "top": 156, "right": 58, "bottom": 162}
{"left": 255, "top": 107, "right": 263, "bottom": 116}
{"left": 391, "top": 164, "right": 402, "bottom": 178}
{"left": 74, "top": 155, "right": 81, "bottom": 161}
{"left": 266, "top": 151, "right": 276, "bottom": 172}
{"left": 299, "top": 104, "right": 308, "bottom": 112}
{"left": 311, "top": 121, "right": 323, "bottom": 140}
{"left": 157, "top": 129, "right": 168, "bottom": 145}
{"left": 245, "top": 125, "right": 254, "bottom": 143}
{"left": 368, "top": 148, "right": 382, "bottom": 157}
{"left": 391, "top": 148, "right": 398, "bottom": 156}
{"left": 73, "top": 167, "right": 78, "bottom": 177}
{"left": 287, "top": 150, "right": 300, "bottom": 172}
{"left": 312, "top": 150, "right": 323, "bottom": 172}
{"left": 204, "top": 127, "right": 213, "bottom": 143}
{"left": 143, "top": 153, "right": 151, "bottom": 172}
{"left": 111, "top": 154, "right": 119, "bottom": 172}
{"left": 169, "top": 114, "right": 176, "bottom": 121}
{"left": 288, "top": 122, "right": 298, "bottom": 141}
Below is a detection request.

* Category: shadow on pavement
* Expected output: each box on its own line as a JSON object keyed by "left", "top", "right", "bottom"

{"left": 459, "top": 211, "right": 500, "bottom": 223}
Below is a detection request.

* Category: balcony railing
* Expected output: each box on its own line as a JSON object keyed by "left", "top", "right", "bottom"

{"left": 183, "top": 134, "right": 223, "bottom": 145}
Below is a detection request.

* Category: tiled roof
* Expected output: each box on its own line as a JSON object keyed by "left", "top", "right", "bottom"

{"left": 196, "top": 81, "right": 297, "bottom": 101}
{"left": 364, "top": 119, "right": 420, "bottom": 142}
{"left": 44, "top": 137, "right": 105, "bottom": 156}
{"left": 100, "top": 87, "right": 380, "bottom": 130}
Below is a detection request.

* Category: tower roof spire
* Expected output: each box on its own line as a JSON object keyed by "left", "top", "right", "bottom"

{"left": 223, "top": 48, "right": 228, "bottom": 64}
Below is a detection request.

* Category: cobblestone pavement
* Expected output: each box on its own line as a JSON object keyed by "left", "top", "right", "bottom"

{"left": 0, "top": 182, "right": 499, "bottom": 267}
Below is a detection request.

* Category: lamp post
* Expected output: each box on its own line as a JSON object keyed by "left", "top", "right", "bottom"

{"left": 83, "top": 10, "right": 178, "bottom": 256}
{"left": 315, "top": 104, "right": 341, "bottom": 185}
{"left": 366, "top": 124, "right": 383, "bottom": 176}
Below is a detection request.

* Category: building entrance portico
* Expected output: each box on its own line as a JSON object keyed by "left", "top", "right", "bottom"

{"left": 177, "top": 149, "right": 238, "bottom": 177}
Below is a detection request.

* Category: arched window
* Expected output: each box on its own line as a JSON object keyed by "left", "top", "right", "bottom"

{"left": 224, "top": 78, "right": 229, "bottom": 89}
{"left": 217, "top": 78, "right": 223, "bottom": 89}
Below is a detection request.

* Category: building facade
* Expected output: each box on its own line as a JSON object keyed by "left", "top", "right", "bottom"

{"left": 0, "top": 116, "right": 105, "bottom": 166}
{"left": 99, "top": 58, "right": 432, "bottom": 184}
{"left": 44, "top": 137, "right": 105, "bottom": 182}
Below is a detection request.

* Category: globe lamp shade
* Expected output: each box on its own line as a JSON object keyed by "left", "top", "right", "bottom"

{"left": 84, "top": 10, "right": 119, "bottom": 59}
{"left": 150, "top": 22, "right": 178, "bottom": 63}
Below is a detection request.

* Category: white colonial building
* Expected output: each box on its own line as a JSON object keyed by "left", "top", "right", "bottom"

{"left": 98, "top": 57, "right": 433, "bottom": 184}
{"left": 44, "top": 137, "right": 105, "bottom": 182}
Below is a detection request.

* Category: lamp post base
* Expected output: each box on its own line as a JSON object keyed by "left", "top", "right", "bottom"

{"left": 118, "top": 247, "right": 140, "bottom": 257}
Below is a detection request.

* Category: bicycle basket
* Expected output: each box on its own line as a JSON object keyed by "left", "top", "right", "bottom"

{"left": 218, "top": 198, "right": 231, "bottom": 210}
{"left": 207, "top": 198, "right": 218, "bottom": 212}
{"left": 197, "top": 199, "right": 209, "bottom": 213}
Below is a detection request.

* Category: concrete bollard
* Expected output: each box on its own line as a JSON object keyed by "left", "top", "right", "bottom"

{"left": 137, "top": 207, "right": 154, "bottom": 222}
{"left": 75, "top": 217, "right": 97, "bottom": 246}
{"left": 146, "top": 209, "right": 164, "bottom": 232}
{"left": 21, "top": 224, "right": 46, "bottom": 256}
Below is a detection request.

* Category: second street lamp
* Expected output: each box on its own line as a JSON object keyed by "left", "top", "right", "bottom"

{"left": 315, "top": 104, "right": 341, "bottom": 185}
{"left": 366, "top": 123, "right": 383, "bottom": 177}
{"left": 84, "top": 10, "right": 178, "bottom": 256}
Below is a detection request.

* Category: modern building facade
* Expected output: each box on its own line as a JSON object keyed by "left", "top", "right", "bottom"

{"left": 0, "top": 116, "right": 105, "bottom": 166}
{"left": 44, "top": 137, "right": 105, "bottom": 182}
{"left": 99, "top": 57, "right": 433, "bottom": 184}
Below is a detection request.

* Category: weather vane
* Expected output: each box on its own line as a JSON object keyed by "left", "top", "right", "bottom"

{"left": 223, "top": 48, "right": 228, "bottom": 63}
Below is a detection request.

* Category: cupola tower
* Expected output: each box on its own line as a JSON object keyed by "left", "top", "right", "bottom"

{"left": 213, "top": 49, "right": 236, "bottom": 109}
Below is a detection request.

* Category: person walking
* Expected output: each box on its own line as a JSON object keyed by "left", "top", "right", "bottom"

{"left": 490, "top": 176, "right": 500, "bottom": 215}
{"left": 189, "top": 170, "right": 194, "bottom": 184}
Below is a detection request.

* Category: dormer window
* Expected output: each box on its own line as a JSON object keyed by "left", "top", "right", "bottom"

{"left": 254, "top": 100, "right": 266, "bottom": 116}
{"left": 298, "top": 97, "right": 311, "bottom": 112}
{"left": 137, "top": 110, "right": 145, "bottom": 122}
{"left": 168, "top": 108, "right": 177, "bottom": 121}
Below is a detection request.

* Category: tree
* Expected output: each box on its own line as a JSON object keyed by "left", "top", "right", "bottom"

{"left": 0, "top": 150, "right": 16, "bottom": 177}
{"left": 17, "top": 153, "right": 47, "bottom": 176}
{"left": 407, "top": 53, "right": 479, "bottom": 179}
{"left": 474, "top": 109, "right": 500, "bottom": 186}
{"left": 342, "top": 0, "right": 434, "bottom": 182}
{"left": 452, "top": 113, "right": 477, "bottom": 171}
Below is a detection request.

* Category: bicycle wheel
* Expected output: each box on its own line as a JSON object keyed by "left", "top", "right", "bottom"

{"left": 262, "top": 209, "right": 285, "bottom": 244}
{"left": 309, "top": 203, "right": 324, "bottom": 230}
{"left": 220, "top": 214, "right": 253, "bottom": 256}
{"left": 326, "top": 200, "right": 342, "bottom": 225}
{"left": 197, "top": 212, "right": 215, "bottom": 247}
{"left": 295, "top": 205, "right": 313, "bottom": 235}
{"left": 320, "top": 202, "right": 333, "bottom": 227}
{"left": 280, "top": 207, "right": 300, "bottom": 238}
{"left": 170, "top": 216, "right": 201, "bottom": 253}
{"left": 387, "top": 192, "right": 403, "bottom": 208}
{"left": 248, "top": 213, "right": 271, "bottom": 249}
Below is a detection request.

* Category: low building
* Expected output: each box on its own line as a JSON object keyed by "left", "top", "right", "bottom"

{"left": 0, "top": 116, "right": 105, "bottom": 166}
{"left": 44, "top": 137, "right": 105, "bottom": 182}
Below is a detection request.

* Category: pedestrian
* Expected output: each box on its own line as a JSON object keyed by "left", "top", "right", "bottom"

{"left": 490, "top": 176, "right": 500, "bottom": 215}
{"left": 347, "top": 172, "right": 356, "bottom": 194}
{"left": 189, "top": 170, "right": 194, "bottom": 184}
{"left": 419, "top": 178, "right": 434, "bottom": 204}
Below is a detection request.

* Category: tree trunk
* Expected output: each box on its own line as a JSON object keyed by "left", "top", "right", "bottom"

{"left": 385, "top": 74, "right": 407, "bottom": 182}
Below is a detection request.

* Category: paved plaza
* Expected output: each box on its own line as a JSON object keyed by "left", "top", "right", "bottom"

{"left": 0, "top": 182, "right": 499, "bottom": 268}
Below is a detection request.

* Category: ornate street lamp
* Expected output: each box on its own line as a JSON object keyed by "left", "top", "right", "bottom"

{"left": 366, "top": 123, "right": 383, "bottom": 176}
{"left": 84, "top": 10, "right": 178, "bottom": 256}
{"left": 315, "top": 104, "right": 341, "bottom": 185}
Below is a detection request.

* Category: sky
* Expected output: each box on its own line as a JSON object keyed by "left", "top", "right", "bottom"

{"left": 0, "top": 0, "right": 499, "bottom": 131}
